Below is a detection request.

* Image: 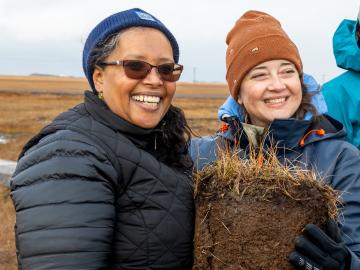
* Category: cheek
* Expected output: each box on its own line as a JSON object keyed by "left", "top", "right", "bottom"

{"left": 241, "top": 89, "right": 262, "bottom": 107}
{"left": 292, "top": 84, "right": 303, "bottom": 104}
{"left": 296, "top": 92, "right": 303, "bottom": 106}
{"left": 164, "top": 83, "right": 176, "bottom": 99}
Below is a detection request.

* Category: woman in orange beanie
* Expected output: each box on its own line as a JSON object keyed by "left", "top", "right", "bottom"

{"left": 191, "top": 10, "right": 360, "bottom": 270}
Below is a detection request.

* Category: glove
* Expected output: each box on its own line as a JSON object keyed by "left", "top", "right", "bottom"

{"left": 289, "top": 219, "right": 351, "bottom": 270}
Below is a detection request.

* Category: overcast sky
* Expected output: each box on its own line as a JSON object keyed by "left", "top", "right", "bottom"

{"left": 0, "top": 0, "right": 359, "bottom": 84}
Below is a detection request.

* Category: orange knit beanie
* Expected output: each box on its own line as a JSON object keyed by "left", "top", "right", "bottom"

{"left": 226, "top": 10, "right": 303, "bottom": 99}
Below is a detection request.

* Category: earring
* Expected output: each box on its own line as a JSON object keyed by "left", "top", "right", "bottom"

{"left": 97, "top": 91, "right": 104, "bottom": 100}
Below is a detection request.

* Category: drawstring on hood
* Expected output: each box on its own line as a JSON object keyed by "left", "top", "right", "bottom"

{"left": 219, "top": 122, "right": 230, "bottom": 133}
{"left": 299, "top": 129, "right": 325, "bottom": 147}
{"left": 153, "top": 120, "right": 167, "bottom": 150}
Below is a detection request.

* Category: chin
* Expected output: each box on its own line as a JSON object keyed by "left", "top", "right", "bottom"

{"left": 134, "top": 118, "right": 161, "bottom": 129}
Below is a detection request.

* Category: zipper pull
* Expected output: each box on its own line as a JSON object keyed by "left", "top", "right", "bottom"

{"left": 154, "top": 134, "right": 157, "bottom": 150}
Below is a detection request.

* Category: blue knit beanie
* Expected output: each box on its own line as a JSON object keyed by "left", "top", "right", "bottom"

{"left": 82, "top": 8, "right": 179, "bottom": 91}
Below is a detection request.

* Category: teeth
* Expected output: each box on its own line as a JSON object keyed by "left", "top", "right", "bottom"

{"left": 132, "top": 95, "right": 160, "bottom": 103}
{"left": 265, "top": 97, "right": 286, "bottom": 104}
{"left": 143, "top": 102, "right": 157, "bottom": 108}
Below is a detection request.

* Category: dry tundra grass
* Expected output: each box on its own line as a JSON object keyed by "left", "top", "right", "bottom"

{"left": 193, "top": 148, "right": 340, "bottom": 269}
{"left": 0, "top": 75, "right": 229, "bottom": 269}
{"left": 0, "top": 75, "right": 228, "bottom": 161}
{"left": 0, "top": 185, "right": 16, "bottom": 270}
{"left": 0, "top": 75, "right": 228, "bottom": 96}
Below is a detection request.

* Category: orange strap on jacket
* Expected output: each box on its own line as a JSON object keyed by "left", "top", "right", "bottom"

{"left": 299, "top": 129, "right": 325, "bottom": 147}
{"left": 219, "top": 122, "right": 229, "bottom": 133}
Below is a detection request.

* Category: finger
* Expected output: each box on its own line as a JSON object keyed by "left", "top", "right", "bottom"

{"left": 304, "top": 224, "right": 339, "bottom": 252}
{"left": 326, "top": 219, "right": 342, "bottom": 243}
{"left": 304, "top": 224, "right": 349, "bottom": 266}
{"left": 294, "top": 235, "right": 329, "bottom": 266}
{"left": 288, "top": 251, "right": 322, "bottom": 270}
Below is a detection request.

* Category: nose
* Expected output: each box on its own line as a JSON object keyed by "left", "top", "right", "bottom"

{"left": 267, "top": 75, "right": 286, "bottom": 91}
{"left": 143, "top": 67, "right": 164, "bottom": 86}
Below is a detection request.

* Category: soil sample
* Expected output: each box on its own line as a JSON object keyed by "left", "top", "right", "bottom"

{"left": 193, "top": 151, "right": 340, "bottom": 270}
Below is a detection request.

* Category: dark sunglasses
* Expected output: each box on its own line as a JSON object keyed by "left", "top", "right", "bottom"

{"left": 98, "top": 60, "right": 183, "bottom": 82}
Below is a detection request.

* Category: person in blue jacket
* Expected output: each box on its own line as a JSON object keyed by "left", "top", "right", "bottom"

{"left": 321, "top": 9, "right": 360, "bottom": 149}
{"left": 190, "top": 10, "right": 360, "bottom": 270}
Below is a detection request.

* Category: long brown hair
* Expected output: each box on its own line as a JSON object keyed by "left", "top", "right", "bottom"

{"left": 292, "top": 78, "right": 319, "bottom": 120}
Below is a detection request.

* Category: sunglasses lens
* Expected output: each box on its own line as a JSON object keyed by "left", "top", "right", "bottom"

{"left": 123, "top": 60, "right": 183, "bottom": 82}
{"left": 158, "top": 63, "right": 174, "bottom": 81}
{"left": 159, "top": 64, "right": 183, "bottom": 82}
{"left": 158, "top": 64, "right": 174, "bottom": 75}
{"left": 123, "top": 60, "right": 149, "bottom": 79}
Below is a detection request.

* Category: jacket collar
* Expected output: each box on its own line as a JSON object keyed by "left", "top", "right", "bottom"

{"left": 267, "top": 118, "right": 312, "bottom": 149}
{"left": 220, "top": 115, "right": 346, "bottom": 150}
{"left": 301, "top": 114, "right": 347, "bottom": 145}
{"left": 84, "top": 91, "right": 155, "bottom": 136}
{"left": 84, "top": 91, "right": 165, "bottom": 150}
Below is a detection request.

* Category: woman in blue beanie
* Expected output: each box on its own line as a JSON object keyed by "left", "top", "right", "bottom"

{"left": 11, "top": 8, "right": 194, "bottom": 269}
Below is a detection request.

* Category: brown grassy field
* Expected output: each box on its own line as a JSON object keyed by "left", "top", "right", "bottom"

{"left": 0, "top": 75, "right": 228, "bottom": 97}
{"left": 0, "top": 76, "right": 228, "bottom": 161}
{"left": 0, "top": 75, "right": 229, "bottom": 269}
{"left": 0, "top": 185, "right": 16, "bottom": 270}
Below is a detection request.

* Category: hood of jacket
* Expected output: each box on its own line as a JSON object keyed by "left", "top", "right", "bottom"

{"left": 220, "top": 115, "right": 347, "bottom": 151}
{"left": 333, "top": 19, "right": 360, "bottom": 71}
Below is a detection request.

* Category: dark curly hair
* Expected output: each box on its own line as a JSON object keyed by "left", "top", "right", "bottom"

{"left": 155, "top": 105, "right": 193, "bottom": 170}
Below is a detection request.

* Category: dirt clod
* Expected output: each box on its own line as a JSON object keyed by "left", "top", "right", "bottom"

{"left": 193, "top": 150, "right": 340, "bottom": 270}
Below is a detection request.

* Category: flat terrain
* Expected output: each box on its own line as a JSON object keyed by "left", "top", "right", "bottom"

{"left": 0, "top": 75, "right": 228, "bottom": 97}
{"left": 0, "top": 75, "right": 229, "bottom": 269}
{"left": 0, "top": 75, "right": 228, "bottom": 161}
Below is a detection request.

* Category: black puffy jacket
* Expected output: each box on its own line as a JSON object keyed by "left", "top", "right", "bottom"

{"left": 11, "top": 91, "right": 195, "bottom": 270}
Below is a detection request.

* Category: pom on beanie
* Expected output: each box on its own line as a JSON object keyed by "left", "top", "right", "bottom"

{"left": 226, "top": 10, "right": 303, "bottom": 99}
{"left": 83, "top": 8, "right": 179, "bottom": 91}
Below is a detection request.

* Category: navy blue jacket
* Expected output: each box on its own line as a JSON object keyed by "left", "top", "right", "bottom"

{"left": 190, "top": 115, "right": 360, "bottom": 269}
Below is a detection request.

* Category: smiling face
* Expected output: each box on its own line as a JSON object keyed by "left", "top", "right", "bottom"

{"left": 238, "top": 59, "right": 302, "bottom": 128}
{"left": 92, "top": 27, "right": 176, "bottom": 129}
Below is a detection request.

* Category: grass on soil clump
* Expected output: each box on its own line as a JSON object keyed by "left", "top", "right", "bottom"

{"left": 193, "top": 147, "right": 341, "bottom": 270}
